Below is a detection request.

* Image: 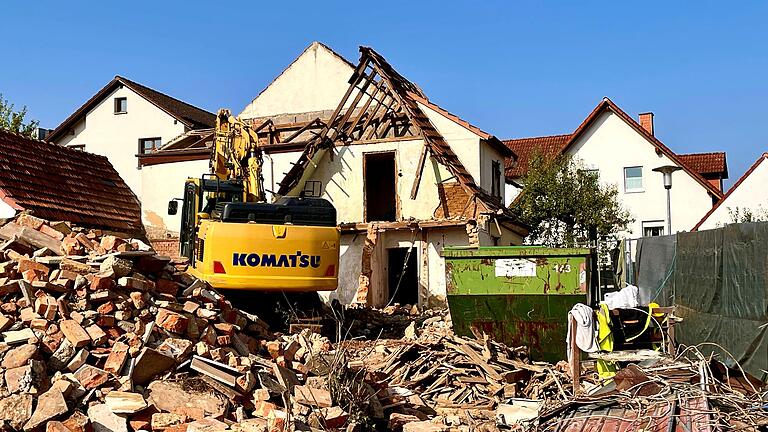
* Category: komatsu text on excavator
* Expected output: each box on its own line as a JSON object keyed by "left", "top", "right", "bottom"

{"left": 168, "top": 109, "right": 339, "bottom": 292}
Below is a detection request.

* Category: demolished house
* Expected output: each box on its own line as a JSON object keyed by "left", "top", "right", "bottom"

{"left": 271, "top": 46, "right": 529, "bottom": 307}
{"left": 139, "top": 42, "right": 528, "bottom": 307}
{"left": 0, "top": 130, "right": 143, "bottom": 236}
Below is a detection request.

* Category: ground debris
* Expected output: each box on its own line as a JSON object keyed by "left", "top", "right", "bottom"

{"left": 0, "top": 213, "right": 763, "bottom": 431}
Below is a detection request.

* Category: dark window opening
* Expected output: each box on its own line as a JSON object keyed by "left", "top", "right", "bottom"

{"left": 491, "top": 160, "right": 502, "bottom": 199}
{"left": 364, "top": 152, "right": 397, "bottom": 222}
{"left": 644, "top": 226, "right": 664, "bottom": 237}
{"left": 387, "top": 247, "right": 418, "bottom": 306}
{"left": 139, "top": 137, "right": 162, "bottom": 155}
{"left": 114, "top": 97, "right": 127, "bottom": 113}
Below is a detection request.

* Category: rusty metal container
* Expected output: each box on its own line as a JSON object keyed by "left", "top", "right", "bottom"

{"left": 444, "top": 246, "right": 592, "bottom": 362}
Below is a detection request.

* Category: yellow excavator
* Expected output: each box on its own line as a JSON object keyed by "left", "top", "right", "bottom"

{"left": 168, "top": 109, "right": 339, "bottom": 292}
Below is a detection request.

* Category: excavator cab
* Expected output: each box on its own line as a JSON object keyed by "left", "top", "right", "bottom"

{"left": 170, "top": 177, "right": 245, "bottom": 261}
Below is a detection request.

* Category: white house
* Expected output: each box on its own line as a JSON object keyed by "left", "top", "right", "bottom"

{"left": 693, "top": 153, "right": 768, "bottom": 230}
{"left": 141, "top": 42, "right": 527, "bottom": 307}
{"left": 504, "top": 98, "right": 726, "bottom": 237}
{"left": 46, "top": 76, "right": 215, "bottom": 236}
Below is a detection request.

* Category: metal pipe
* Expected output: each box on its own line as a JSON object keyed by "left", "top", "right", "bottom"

{"left": 666, "top": 187, "right": 672, "bottom": 235}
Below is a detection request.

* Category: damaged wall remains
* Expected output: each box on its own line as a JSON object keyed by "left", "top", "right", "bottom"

{"left": 325, "top": 226, "right": 472, "bottom": 308}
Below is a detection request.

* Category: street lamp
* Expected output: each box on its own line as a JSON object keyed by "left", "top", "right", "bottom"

{"left": 652, "top": 165, "right": 682, "bottom": 235}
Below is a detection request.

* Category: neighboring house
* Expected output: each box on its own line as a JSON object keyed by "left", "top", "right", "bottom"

{"left": 0, "top": 129, "right": 142, "bottom": 234}
{"left": 137, "top": 129, "right": 214, "bottom": 237}
{"left": 693, "top": 153, "right": 768, "bottom": 230}
{"left": 46, "top": 76, "right": 215, "bottom": 232}
{"left": 504, "top": 98, "right": 726, "bottom": 237}
{"left": 140, "top": 42, "right": 527, "bottom": 307}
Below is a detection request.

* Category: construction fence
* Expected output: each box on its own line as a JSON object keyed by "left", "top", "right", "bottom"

{"left": 628, "top": 221, "right": 768, "bottom": 380}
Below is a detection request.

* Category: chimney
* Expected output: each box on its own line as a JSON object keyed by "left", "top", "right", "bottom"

{"left": 639, "top": 112, "right": 654, "bottom": 135}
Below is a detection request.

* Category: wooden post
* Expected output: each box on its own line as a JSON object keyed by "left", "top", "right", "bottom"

{"left": 569, "top": 314, "right": 580, "bottom": 396}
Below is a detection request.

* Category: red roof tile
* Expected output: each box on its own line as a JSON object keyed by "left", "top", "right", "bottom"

{"left": 678, "top": 152, "right": 728, "bottom": 178}
{"left": 502, "top": 134, "right": 572, "bottom": 179}
{"left": 0, "top": 130, "right": 143, "bottom": 233}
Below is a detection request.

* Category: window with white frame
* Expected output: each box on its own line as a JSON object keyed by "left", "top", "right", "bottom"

{"left": 642, "top": 220, "right": 665, "bottom": 237}
{"left": 624, "top": 166, "right": 643, "bottom": 192}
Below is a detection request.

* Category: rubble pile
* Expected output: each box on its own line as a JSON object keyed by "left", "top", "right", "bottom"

{"left": 0, "top": 213, "right": 341, "bottom": 431}
{"left": 338, "top": 314, "right": 572, "bottom": 431}
{"left": 538, "top": 352, "right": 768, "bottom": 431}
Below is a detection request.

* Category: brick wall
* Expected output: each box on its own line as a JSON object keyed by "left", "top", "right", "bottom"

{"left": 150, "top": 238, "right": 180, "bottom": 258}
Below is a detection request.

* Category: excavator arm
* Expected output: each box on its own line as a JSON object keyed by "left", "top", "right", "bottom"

{"left": 212, "top": 109, "right": 265, "bottom": 203}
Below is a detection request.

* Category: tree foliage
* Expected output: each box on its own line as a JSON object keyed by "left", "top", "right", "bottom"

{"left": 511, "top": 153, "right": 633, "bottom": 247}
{"left": 0, "top": 93, "right": 39, "bottom": 138}
{"left": 727, "top": 205, "right": 768, "bottom": 224}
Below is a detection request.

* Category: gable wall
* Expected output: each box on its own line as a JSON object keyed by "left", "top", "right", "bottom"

{"left": 239, "top": 44, "right": 355, "bottom": 118}
{"left": 567, "top": 111, "right": 714, "bottom": 236}
{"left": 52, "top": 85, "right": 185, "bottom": 195}
{"left": 697, "top": 159, "right": 768, "bottom": 230}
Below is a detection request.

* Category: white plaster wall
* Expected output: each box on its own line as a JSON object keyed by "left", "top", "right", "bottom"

{"left": 320, "top": 227, "right": 470, "bottom": 307}
{"left": 505, "top": 182, "right": 522, "bottom": 206}
{"left": 418, "top": 101, "right": 483, "bottom": 185}
{"left": 427, "top": 227, "right": 469, "bottom": 304}
{"left": 139, "top": 159, "right": 209, "bottom": 235}
{"left": 567, "top": 111, "right": 715, "bottom": 236}
{"left": 477, "top": 218, "right": 524, "bottom": 246}
{"left": 0, "top": 200, "right": 18, "bottom": 219}
{"left": 54, "top": 86, "right": 185, "bottom": 195}
{"left": 697, "top": 158, "right": 768, "bottom": 230}
{"left": 319, "top": 232, "right": 364, "bottom": 305}
{"left": 297, "top": 139, "right": 453, "bottom": 223}
{"left": 262, "top": 151, "right": 302, "bottom": 201}
{"left": 239, "top": 43, "right": 355, "bottom": 118}
{"left": 479, "top": 142, "right": 505, "bottom": 198}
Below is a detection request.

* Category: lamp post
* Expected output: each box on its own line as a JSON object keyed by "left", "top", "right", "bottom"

{"left": 652, "top": 165, "right": 682, "bottom": 235}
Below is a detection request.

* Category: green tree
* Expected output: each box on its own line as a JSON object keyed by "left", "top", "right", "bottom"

{"left": 511, "top": 153, "right": 633, "bottom": 247}
{"left": 727, "top": 205, "right": 768, "bottom": 224}
{"left": 0, "top": 93, "right": 39, "bottom": 138}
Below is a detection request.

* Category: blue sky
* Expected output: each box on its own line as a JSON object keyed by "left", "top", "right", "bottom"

{"left": 3, "top": 1, "right": 766, "bottom": 187}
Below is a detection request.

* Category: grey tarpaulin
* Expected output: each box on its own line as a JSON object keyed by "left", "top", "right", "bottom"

{"left": 635, "top": 222, "right": 768, "bottom": 381}
{"left": 635, "top": 234, "right": 677, "bottom": 306}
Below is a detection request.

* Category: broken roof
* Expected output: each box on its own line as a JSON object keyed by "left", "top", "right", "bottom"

{"left": 503, "top": 98, "right": 725, "bottom": 198}
{"left": 678, "top": 152, "right": 728, "bottom": 178}
{"left": 276, "top": 46, "right": 517, "bottom": 221}
{"left": 0, "top": 130, "right": 143, "bottom": 233}
{"left": 47, "top": 76, "right": 215, "bottom": 143}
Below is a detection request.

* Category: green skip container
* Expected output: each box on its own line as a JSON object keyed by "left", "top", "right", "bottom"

{"left": 443, "top": 246, "right": 592, "bottom": 362}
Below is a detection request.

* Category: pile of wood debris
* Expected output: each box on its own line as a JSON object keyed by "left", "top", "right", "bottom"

{"left": 538, "top": 350, "right": 768, "bottom": 432}
{"left": 335, "top": 313, "right": 573, "bottom": 432}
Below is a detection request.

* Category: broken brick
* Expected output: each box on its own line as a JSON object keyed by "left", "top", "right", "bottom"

{"left": 157, "top": 308, "right": 190, "bottom": 333}
{"left": 60, "top": 319, "right": 91, "bottom": 347}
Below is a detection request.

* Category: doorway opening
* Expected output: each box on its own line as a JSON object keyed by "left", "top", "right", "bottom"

{"left": 387, "top": 247, "right": 418, "bottom": 306}
{"left": 364, "top": 152, "right": 397, "bottom": 222}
